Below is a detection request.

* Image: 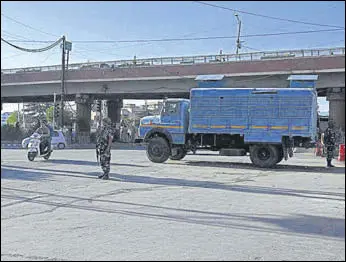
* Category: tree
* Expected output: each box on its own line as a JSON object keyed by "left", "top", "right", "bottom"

{"left": 63, "top": 109, "right": 73, "bottom": 127}
{"left": 23, "top": 102, "right": 53, "bottom": 128}
{"left": 46, "top": 105, "right": 74, "bottom": 127}
{"left": 46, "top": 106, "right": 54, "bottom": 123}
{"left": 6, "top": 111, "right": 22, "bottom": 126}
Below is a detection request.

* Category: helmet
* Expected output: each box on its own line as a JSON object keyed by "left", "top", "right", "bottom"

{"left": 102, "top": 117, "right": 111, "bottom": 126}
{"left": 39, "top": 115, "right": 47, "bottom": 124}
{"left": 328, "top": 120, "right": 335, "bottom": 129}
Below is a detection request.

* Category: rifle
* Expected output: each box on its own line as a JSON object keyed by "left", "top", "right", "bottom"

{"left": 96, "top": 145, "right": 100, "bottom": 166}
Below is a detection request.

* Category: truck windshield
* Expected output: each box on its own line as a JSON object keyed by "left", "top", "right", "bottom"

{"left": 162, "top": 102, "right": 178, "bottom": 115}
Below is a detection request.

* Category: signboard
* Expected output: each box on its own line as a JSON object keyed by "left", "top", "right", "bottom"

{"left": 287, "top": 75, "right": 318, "bottom": 88}
{"left": 65, "top": 41, "right": 72, "bottom": 51}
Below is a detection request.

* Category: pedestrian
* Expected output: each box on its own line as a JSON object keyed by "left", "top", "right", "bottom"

{"left": 96, "top": 117, "right": 114, "bottom": 179}
{"left": 323, "top": 121, "right": 336, "bottom": 168}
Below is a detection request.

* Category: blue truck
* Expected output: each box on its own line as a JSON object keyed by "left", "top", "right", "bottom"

{"left": 137, "top": 75, "right": 318, "bottom": 168}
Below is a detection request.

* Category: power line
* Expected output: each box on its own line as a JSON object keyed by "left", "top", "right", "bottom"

{"left": 1, "top": 13, "right": 59, "bottom": 37}
{"left": 1, "top": 37, "right": 63, "bottom": 53}
{"left": 73, "top": 25, "right": 223, "bottom": 58}
{"left": 137, "top": 25, "right": 226, "bottom": 58}
{"left": 1, "top": 30, "right": 51, "bottom": 47}
{"left": 67, "top": 27, "right": 223, "bottom": 65}
{"left": 1, "top": 53, "right": 30, "bottom": 60}
{"left": 1, "top": 30, "right": 32, "bottom": 41}
{"left": 242, "top": 45, "right": 262, "bottom": 52}
{"left": 193, "top": 1, "right": 345, "bottom": 29}
{"left": 39, "top": 50, "right": 60, "bottom": 63}
{"left": 3, "top": 28, "right": 344, "bottom": 44}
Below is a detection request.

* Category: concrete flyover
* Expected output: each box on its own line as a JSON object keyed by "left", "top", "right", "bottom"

{"left": 1, "top": 47, "right": 345, "bottom": 139}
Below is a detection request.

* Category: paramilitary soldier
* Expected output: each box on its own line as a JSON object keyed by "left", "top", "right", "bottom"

{"left": 96, "top": 117, "right": 114, "bottom": 179}
{"left": 323, "top": 121, "right": 336, "bottom": 168}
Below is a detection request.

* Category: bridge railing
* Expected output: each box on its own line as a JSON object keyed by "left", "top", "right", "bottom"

{"left": 1, "top": 47, "right": 344, "bottom": 75}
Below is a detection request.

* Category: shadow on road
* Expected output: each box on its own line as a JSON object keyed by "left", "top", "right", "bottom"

{"left": 0, "top": 167, "right": 53, "bottom": 181}
{"left": 108, "top": 172, "right": 345, "bottom": 201}
{"left": 1, "top": 186, "right": 344, "bottom": 239}
{"left": 2, "top": 165, "right": 344, "bottom": 202}
{"left": 48, "top": 159, "right": 148, "bottom": 168}
{"left": 169, "top": 160, "right": 345, "bottom": 174}
{"left": 1, "top": 166, "right": 98, "bottom": 181}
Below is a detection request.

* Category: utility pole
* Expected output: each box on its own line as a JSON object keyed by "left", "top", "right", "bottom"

{"left": 22, "top": 102, "right": 25, "bottom": 129}
{"left": 235, "top": 13, "right": 242, "bottom": 56}
{"left": 145, "top": 100, "right": 148, "bottom": 116}
{"left": 66, "top": 49, "right": 70, "bottom": 71}
{"left": 60, "top": 35, "right": 66, "bottom": 130}
{"left": 99, "top": 100, "right": 103, "bottom": 128}
{"left": 53, "top": 92, "right": 56, "bottom": 129}
{"left": 17, "top": 103, "right": 20, "bottom": 123}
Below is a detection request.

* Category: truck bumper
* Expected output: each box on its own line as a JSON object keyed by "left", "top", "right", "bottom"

{"left": 134, "top": 138, "right": 144, "bottom": 144}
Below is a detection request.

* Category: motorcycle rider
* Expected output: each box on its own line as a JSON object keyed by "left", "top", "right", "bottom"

{"left": 34, "top": 117, "right": 52, "bottom": 154}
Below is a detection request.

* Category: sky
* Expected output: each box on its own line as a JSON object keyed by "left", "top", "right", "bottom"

{"left": 1, "top": 1, "right": 345, "bottom": 112}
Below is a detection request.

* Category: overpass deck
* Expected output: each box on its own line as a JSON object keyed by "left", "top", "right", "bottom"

{"left": 1, "top": 47, "right": 345, "bottom": 86}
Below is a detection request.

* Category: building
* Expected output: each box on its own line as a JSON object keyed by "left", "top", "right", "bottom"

{"left": 1, "top": 112, "right": 11, "bottom": 126}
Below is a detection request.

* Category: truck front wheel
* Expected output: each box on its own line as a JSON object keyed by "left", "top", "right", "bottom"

{"left": 146, "top": 137, "right": 170, "bottom": 163}
{"left": 250, "top": 144, "right": 280, "bottom": 168}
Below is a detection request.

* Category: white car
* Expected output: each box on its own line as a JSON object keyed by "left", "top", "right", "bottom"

{"left": 22, "top": 130, "right": 67, "bottom": 149}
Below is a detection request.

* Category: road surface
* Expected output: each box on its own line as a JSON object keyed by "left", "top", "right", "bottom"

{"left": 1, "top": 149, "right": 345, "bottom": 261}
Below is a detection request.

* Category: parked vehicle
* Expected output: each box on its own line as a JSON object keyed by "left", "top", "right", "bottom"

{"left": 136, "top": 75, "right": 318, "bottom": 168}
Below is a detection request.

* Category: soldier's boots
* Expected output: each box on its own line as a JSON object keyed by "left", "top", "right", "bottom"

{"left": 327, "top": 160, "right": 335, "bottom": 168}
{"left": 98, "top": 172, "right": 109, "bottom": 179}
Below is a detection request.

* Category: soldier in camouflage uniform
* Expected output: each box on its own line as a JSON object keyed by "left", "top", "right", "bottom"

{"left": 323, "top": 121, "right": 336, "bottom": 168}
{"left": 96, "top": 118, "right": 114, "bottom": 179}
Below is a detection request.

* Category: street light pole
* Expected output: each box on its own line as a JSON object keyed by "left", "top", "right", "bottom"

{"left": 53, "top": 92, "right": 56, "bottom": 129}
{"left": 60, "top": 35, "right": 66, "bottom": 130}
{"left": 22, "top": 102, "right": 25, "bottom": 129}
{"left": 235, "top": 13, "right": 242, "bottom": 56}
{"left": 17, "top": 103, "right": 20, "bottom": 124}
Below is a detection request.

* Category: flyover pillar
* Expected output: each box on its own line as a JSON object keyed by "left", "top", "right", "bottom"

{"left": 75, "top": 94, "right": 92, "bottom": 144}
{"left": 107, "top": 99, "right": 123, "bottom": 139}
{"left": 107, "top": 99, "right": 123, "bottom": 124}
{"left": 326, "top": 87, "right": 345, "bottom": 132}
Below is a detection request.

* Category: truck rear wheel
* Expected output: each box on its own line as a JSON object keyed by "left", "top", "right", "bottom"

{"left": 169, "top": 147, "right": 187, "bottom": 160}
{"left": 146, "top": 137, "right": 170, "bottom": 163}
{"left": 250, "top": 144, "right": 280, "bottom": 168}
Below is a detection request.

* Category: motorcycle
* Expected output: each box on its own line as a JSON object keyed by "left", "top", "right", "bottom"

{"left": 27, "top": 132, "right": 53, "bottom": 161}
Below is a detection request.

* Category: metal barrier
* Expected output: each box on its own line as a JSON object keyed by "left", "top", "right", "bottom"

{"left": 1, "top": 47, "right": 345, "bottom": 75}
{"left": 76, "top": 132, "right": 91, "bottom": 144}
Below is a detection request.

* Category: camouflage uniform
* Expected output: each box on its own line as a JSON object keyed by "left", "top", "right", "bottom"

{"left": 96, "top": 118, "right": 114, "bottom": 179}
{"left": 323, "top": 122, "right": 336, "bottom": 168}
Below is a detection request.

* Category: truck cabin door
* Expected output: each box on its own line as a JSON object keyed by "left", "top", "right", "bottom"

{"left": 161, "top": 101, "right": 181, "bottom": 127}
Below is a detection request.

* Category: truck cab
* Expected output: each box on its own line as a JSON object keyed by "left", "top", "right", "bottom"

{"left": 138, "top": 98, "right": 190, "bottom": 162}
